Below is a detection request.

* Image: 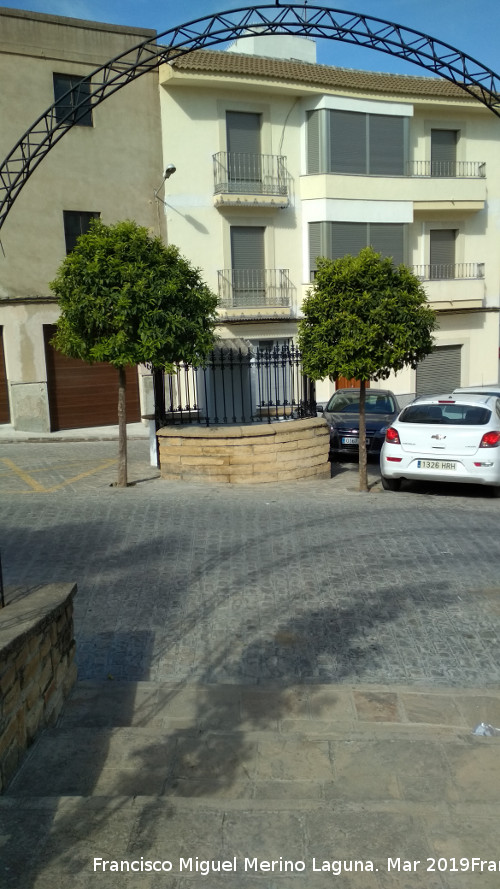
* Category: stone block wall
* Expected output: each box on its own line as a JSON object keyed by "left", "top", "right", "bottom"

{"left": 157, "top": 417, "right": 330, "bottom": 484}
{"left": 0, "top": 582, "right": 77, "bottom": 792}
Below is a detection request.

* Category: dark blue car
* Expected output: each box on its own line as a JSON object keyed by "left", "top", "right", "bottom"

{"left": 323, "top": 388, "right": 399, "bottom": 461}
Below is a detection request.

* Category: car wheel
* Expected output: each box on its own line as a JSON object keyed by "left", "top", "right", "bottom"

{"left": 381, "top": 475, "right": 401, "bottom": 492}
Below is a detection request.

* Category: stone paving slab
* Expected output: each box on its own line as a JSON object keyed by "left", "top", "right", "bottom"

{"left": 2, "top": 683, "right": 500, "bottom": 888}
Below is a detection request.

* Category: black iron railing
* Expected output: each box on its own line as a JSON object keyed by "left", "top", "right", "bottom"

{"left": 218, "top": 268, "right": 292, "bottom": 309}
{"left": 154, "top": 343, "right": 316, "bottom": 427}
{"left": 213, "top": 152, "right": 288, "bottom": 197}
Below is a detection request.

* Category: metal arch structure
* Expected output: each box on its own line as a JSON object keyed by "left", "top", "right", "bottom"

{"left": 1, "top": 3, "right": 500, "bottom": 233}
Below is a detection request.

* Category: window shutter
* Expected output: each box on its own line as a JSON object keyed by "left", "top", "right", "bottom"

{"left": 431, "top": 130, "right": 457, "bottom": 177}
{"left": 329, "top": 110, "right": 366, "bottom": 174}
{"left": 369, "top": 115, "right": 405, "bottom": 175}
{"left": 309, "top": 222, "right": 323, "bottom": 276}
{"left": 430, "top": 229, "right": 456, "bottom": 278}
{"left": 230, "top": 226, "right": 265, "bottom": 306}
{"left": 226, "top": 112, "right": 261, "bottom": 155}
{"left": 231, "top": 226, "right": 265, "bottom": 269}
{"left": 307, "top": 110, "right": 321, "bottom": 174}
{"left": 369, "top": 223, "right": 405, "bottom": 264}
{"left": 329, "top": 222, "right": 367, "bottom": 259}
{"left": 416, "top": 345, "right": 462, "bottom": 396}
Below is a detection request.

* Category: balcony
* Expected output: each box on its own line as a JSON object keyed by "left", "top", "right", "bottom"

{"left": 218, "top": 268, "right": 292, "bottom": 312}
{"left": 413, "top": 263, "right": 484, "bottom": 281}
{"left": 301, "top": 163, "right": 486, "bottom": 209}
{"left": 413, "top": 263, "right": 485, "bottom": 310}
{"left": 407, "top": 161, "right": 486, "bottom": 178}
{"left": 213, "top": 152, "right": 289, "bottom": 208}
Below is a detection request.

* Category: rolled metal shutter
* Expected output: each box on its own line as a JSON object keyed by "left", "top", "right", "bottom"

{"left": 369, "top": 115, "right": 405, "bottom": 175}
{"left": 230, "top": 226, "right": 265, "bottom": 306}
{"left": 329, "top": 221, "right": 367, "bottom": 259}
{"left": 416, "top": 345, "right": 462, "bottom": 396}
{"left": 329, "top": 110, "right": 366, "bottom": 174}
{"left": 309, "top": 222, "right": 322, "bottom": 277}
{"left": 369, "top": 223, "right": 405, "bottom": 265}
{"left": 44, "top": 325, "right": 140, "bottom": 431}
{"left": 431, "top": 129, "right": 457, "bottom": 177}
{"left": 307, "top": 110, "right": 321, "bottom": 174}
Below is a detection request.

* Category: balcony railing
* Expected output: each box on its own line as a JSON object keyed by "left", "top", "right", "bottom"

{"left": 218, "top": 268, "right": 292, "bottom": 309}
{"left": 407, "top": 161, "right": 486, "bottom": 178}
{"left": 413, "top": 263, "right": 485, "bottom": 280}
{"left": 213, "top": 151, "right": 288, "bottom": 197}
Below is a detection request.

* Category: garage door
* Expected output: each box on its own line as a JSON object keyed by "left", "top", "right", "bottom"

{"left": 0, "top": 327, "right": 9, "bottom": 424}
{"left": 416, "top": 345, "right": 462, "bottom": 396}
{"left": 44, "top": 325, "right": 140, "bottom": 431}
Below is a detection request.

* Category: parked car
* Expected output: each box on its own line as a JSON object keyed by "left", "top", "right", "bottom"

{"left": 323, "top": 388, "right": 399, "bottom": 461}
{"left": 453, "top": 384, "right": 500, "bottom": 397}
{"left": 380, "top": 393, "right": 500, "bottom": 495}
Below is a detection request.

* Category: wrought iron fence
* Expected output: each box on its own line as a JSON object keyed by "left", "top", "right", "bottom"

{"left": 154, "top": 343, "right": 316, "bottom": 427}
{"left": 213, "top": 151, "right": 288, "bottom": 196}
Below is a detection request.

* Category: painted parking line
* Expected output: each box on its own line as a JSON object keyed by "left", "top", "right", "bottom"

{"left": 0, "top": 456, "right": 117, "bottom": 493}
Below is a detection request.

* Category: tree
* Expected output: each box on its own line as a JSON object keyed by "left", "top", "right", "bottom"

{"left": 298, "top": 247, "right": 437, "bottom": 492}
{"left": 50, "top": 219, "right": 218, "bottom": 487}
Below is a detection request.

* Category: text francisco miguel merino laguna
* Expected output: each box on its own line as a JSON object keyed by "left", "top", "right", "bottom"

{"left": 93, "top": 857, "right": 380, "bottom": 875}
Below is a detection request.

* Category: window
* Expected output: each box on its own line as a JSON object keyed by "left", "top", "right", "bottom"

{"left": 429, "top": 229, "right": 456, "bottom": 279}
{"left": 63, "top": 211, "right": 99, "bottom": 253}
{"left": 309, "top": 221, "right": 405, "bottom": 277}
{"left": 307, "top": 109, "right": 405, "bottom": 176}
{"left": 53, "top": 73, "right": 93, "bottom": 126}
{"left": 431, "top": 129, "right": 458, "bottom": 177}
{"left": 226, "top": 111, "right": 262, "bottom": 192}
{"left": 230, "top": 226, "right": 265, "bottom": 306}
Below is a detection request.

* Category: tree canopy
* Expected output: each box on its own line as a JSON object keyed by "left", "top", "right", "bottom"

{"left": 50, "top": 219, "right": 219, "bottom": 486}
{"left": 50, "top": 218, "right": 218, "bottom": 370}
{"left": 299, "top": 247, "right": 437, "bottom": 490}
{"left": 299, "top": 247, "right": 437, "bottom": 383}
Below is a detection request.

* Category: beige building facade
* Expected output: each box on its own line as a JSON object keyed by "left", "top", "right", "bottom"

{"left": 1, "top": 11, "right": 499, "bottom": 431}
{"left": 160, "top": 35, "right": 500, "bottom": 407}
{"left": 0, "top": 8, "right": 164, "bottom": 431}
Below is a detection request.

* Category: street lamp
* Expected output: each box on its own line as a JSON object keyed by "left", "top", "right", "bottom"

{"left": 153, "top": 164, "right": 176, "bottom": 204}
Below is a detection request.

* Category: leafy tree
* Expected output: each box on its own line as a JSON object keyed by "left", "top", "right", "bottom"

{"left": 299, "top": 247, "right": 437, "bottom": 492}
{"left": 50, "top": 219, "right": 218, "bottom": 486}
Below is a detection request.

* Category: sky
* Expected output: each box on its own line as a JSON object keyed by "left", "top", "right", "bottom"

{"left": 2, "top": 0, "right": 499, "bottom": 77}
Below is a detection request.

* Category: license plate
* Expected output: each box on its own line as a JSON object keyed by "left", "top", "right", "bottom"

{"left": 417, "top": 459, "right": 456, "bottom": 471}
{"left": 341, "top": 437, "right": 371, "bottom": 446}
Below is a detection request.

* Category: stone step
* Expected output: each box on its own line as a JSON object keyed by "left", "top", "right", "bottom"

{"left": 5, "top": 681, "right": 500, "bottom": 803}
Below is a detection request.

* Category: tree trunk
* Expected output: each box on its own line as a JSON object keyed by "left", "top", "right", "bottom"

{"left": 117, "top": 366, "right": 127, "bottom": 488}
{"left": 358, "top": 380, "right": 368, "bottom": 492}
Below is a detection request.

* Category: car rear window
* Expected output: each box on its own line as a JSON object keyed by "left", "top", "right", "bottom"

{"left": 326, "top": 393, "right": 396, "bottom": 413}
{"left": 399, "top": 404, "right": 491, "bottom": 425}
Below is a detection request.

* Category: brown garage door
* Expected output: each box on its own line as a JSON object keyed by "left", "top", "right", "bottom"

{"left": 44, "top": 325, "right": 140, "bottom": 431}
{"left": 0, "top": 327, "right": 9, "bottom": 424}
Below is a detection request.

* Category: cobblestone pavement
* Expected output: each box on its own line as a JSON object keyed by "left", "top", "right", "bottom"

{"left": 2, "top": 439, "right": 500, "bottom": 688}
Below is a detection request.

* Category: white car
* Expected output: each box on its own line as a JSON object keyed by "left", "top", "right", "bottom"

{"left": 380, "top": 393, "right": 500, "bottom": 495}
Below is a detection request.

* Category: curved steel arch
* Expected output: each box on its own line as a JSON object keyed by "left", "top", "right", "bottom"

{"left": 1, "top": 3, "right": 500, "bottom": 231}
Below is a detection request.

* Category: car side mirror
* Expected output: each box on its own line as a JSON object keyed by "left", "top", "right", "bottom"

{"left": 316, "top": 405, "right": 324, "bottom": 413}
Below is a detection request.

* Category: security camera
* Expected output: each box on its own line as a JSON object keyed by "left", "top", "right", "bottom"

{"left": 164, "top": 164, "right": 176, "bottom": 179}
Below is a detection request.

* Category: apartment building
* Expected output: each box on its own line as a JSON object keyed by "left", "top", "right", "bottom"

{"left": 160, "top": 34, "right": 500, "bottom": 406}
{"left": 1, "top": 11, "right": 499, "bottom": 431}
{"left": 0, "top": 8, "right": 164, "bottom": 432}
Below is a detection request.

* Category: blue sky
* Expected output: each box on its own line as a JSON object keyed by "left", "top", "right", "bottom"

{"left": 3, "top": 1, "right": 499, "bottom": 76}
